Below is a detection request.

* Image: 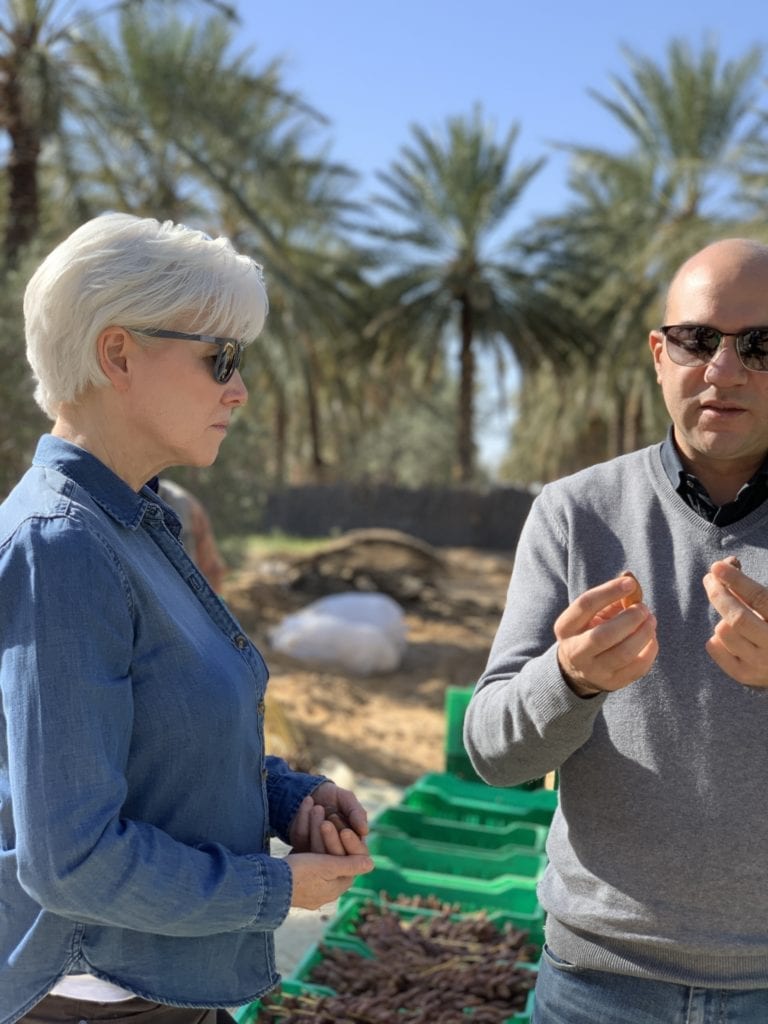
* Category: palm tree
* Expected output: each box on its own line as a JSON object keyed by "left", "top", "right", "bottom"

{"left": 586, "top": 38, "right": 763, "bottom": 219}
{"left": 0, "top": 0, "right": 237, "bottom": 263}
{"left": 60, "top": 4, "right": 380, "bottom": 487}
{"left": 504, "top": 38, "right": 767, "bottom": 483}
{"left": 366, "top": 106, "right": 546, "bottom": 483}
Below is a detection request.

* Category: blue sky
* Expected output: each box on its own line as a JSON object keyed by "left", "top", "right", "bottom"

{"left": 238, "top": 1, "right": 765, "bottom": 472}
{"left": 240, "top": 0, "right": 765, "bottom": 223}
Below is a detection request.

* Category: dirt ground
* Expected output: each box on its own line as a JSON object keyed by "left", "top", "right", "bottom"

{"left": 222, "top": 532, "right": 514, "bottom": 787}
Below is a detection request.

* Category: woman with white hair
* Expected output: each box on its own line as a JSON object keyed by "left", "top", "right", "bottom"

{"left": 0, "top": 213, "right": 373, "bottom": 1024}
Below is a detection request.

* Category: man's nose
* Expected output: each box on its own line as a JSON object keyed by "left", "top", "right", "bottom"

{"left": 704, "top": 336, "right": 746, "bottom": 382}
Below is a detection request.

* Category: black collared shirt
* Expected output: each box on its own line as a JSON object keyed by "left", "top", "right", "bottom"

{"left": 660, "top": 426, "right": 768, "bottom": 526}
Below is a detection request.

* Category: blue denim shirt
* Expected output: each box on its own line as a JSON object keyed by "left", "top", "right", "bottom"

{"left": 0, "top": 436, "right": 325, "bottom": 1023}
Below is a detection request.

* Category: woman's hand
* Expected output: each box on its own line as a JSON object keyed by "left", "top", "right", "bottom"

{"left": 284, "top": 850, "right": 373, "bottom": 909}
{"left": 288, "top": 781, "right": 369, "bottom": 855}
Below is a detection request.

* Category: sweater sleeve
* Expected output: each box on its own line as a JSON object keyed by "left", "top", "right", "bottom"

{"left": 463, "top": 488, "right": 607, "bottom": 786}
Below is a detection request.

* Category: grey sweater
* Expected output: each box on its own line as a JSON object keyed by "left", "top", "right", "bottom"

{"left": 464, "top": 443, "right": 768, "bottom": 988}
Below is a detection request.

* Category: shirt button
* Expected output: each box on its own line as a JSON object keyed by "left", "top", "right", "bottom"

{"left": 261, "top": 768, "right": 269, "bottom": 781}
{"left": 234, "top": 634, "right": 248, "bottom": 650}
{"left": 257, "top": 699, "right": 266, "bottom": 715}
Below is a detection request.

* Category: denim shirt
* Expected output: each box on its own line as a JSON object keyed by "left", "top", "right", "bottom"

{"left": 0, "top": 436, "right": 325, "bottom": 1023}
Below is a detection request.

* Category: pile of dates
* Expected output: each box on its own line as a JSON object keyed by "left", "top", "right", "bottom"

{"left": 256, "top": 893, "right": 539, "bottom": 1024}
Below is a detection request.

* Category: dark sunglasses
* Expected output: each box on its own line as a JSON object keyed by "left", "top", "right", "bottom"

{"left": 660, "top": 324, "right": 768, "bottom": 373}
{"left": 128, "top": 327, "right": 244, "bottom": 383}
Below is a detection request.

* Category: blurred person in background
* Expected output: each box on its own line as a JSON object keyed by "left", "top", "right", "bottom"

{"left": 155, "top": 478, "right": 227, "bottom": 593}
{"left": 0, "top": 212, "right": 372, "bottom": 1024}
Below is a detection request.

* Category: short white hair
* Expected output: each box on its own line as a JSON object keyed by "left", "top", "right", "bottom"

{"left": 24, "top": 212, "right": 269, "bottom": 418}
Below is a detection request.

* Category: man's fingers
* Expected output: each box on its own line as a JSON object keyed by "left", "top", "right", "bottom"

{"left": 709, "top": 617, "right": 760, "bottom": 662}
{"left": 556, "top": 575, "right": 641, "bottom": 637}
{"left": 706, "top": 632, "right": 767, "bottom": 687}
{"left": 710, "top": 560, "right": 768, "bottom": 621}
{"left": 705, "top": 562, "right": 768, "bottom": 687}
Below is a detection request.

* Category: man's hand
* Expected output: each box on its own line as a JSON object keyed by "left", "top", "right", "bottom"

{"left": 555, "top": 574, "right": 658, "bottom": 698}
{"left": 285, "top": 851, "right": 374, "bottom": 910}
{"left": 704, "top": 558, "right": 768, "bottom": 687}
{"left": 288, "top": 781, "right": 369, "bottom": 855}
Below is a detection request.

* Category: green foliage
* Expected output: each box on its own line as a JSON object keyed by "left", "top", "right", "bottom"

{"left": 217, "top": 531, "right": 328, "bottom": 570}
{"left": 368, "top": 105, "right": 546, "bottom": 482}
{"left": 0, "top": 251, "right": 48, "bottom": 497}
{"left": 505, "top": 36, "right": 768, "bottom": 483}
{"left": 335, "top": 373, "right": 459, "bottom": 488}
{"left": 3, "top": 18, "right": 768, "bottom": 506}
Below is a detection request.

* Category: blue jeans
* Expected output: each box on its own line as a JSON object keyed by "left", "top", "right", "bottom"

{"left": 533, "top": 946, "right": 768, "bottom": 1024}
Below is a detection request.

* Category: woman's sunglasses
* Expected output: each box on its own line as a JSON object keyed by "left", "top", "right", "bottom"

{"left": 128, "top": 327, "right": 244, "bottom": 383}
{"left": 660, "top": 324, "right": 768, "bottom": 373}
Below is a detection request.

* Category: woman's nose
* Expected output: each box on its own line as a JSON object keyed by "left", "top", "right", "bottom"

{"left": 223, "top": 369, "right": 248, "bottom": 406}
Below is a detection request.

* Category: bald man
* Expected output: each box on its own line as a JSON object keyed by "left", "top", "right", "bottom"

{"left": 464, "top": 239, "right": 768, "bottom": 1023}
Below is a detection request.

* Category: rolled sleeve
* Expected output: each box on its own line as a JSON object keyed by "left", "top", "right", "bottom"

{"left": 264, "top": 757, "right": 328, "bottom": 844}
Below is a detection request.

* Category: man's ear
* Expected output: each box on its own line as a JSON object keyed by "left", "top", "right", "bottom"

{"left": 649, "top": 329, "right": 664, "bottom": 383}
{"left": 97, "top": 326, "right": 135, "bottom": 391}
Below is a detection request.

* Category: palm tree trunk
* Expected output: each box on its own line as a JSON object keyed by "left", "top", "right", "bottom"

{"left": 623, "top": 379, "right": 644, "bottom": 453}
{"left": 299, "top": 331, "right": 326, "bottom": 482}
{"left": 3, "top": 52, "right": 42, "bottom": 264}
{"left": 457, "top": 296, "right": 476, "bottom": 483}
{"left": 274, "top": 390, "right": 288, "bottom": 485}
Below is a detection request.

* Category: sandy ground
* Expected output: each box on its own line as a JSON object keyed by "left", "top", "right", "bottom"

{"left": 220, "top": 537, "right": 515, "bottom": 981}
{"left": 222, "top": 540, "right": 514, "bottom": 787}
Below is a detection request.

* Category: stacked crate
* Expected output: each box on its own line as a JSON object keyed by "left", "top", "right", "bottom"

{"left": 235, "top": 685, "right": 555, "bottom": 1024}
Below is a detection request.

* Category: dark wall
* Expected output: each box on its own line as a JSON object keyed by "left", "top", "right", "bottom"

{"left": 261, "top": 484, "right": 536, "bottom": 551}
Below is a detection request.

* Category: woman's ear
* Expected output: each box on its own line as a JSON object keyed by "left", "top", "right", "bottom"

{"left": 97, "top": 326, "right": 135, "bottom": 391}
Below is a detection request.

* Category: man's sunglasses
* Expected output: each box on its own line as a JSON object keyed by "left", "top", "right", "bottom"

{"left": 128, "top": 327, "right": 244, "bottom": 383}
{"left": 660, "top": 324, "right": 768, "bottom": 373}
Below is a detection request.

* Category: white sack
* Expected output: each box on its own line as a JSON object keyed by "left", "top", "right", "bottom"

{"left": 269, "top": 592, "right": 407, "bottom": 675}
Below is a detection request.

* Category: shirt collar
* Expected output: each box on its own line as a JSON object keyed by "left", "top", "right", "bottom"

{"left": 660, "top": 425, "right": 768, "bottom": 489}
{"left": 659, "top": 425, "right": 768, "bottom": 524}
{"left": 659, "top": 425, "right": 686, "bottom": 489}
{"left": 32, "top": 434, "right": 169, "bottom": 532}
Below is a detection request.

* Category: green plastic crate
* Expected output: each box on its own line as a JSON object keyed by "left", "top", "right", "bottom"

{"left": 444, "top": 685, "right": 486, "bottom": 783}
{"left": 403, "top": 772, "right": 558, "bottom": 829}
{"left": 367, "top": 831, "right": 548, "bottom": 883}
{"left": 370, "top": 803, "right": 550, "bottom": 852}
{"left": 444, "top": 685, "right": 545, "bottom": 790}
{"left": 233, "top": 979, "right": 335, "bottom": 1024}
{"left": 323, "top": 890, "right": 541, "bottom": 950}
{"left": 292, "top": 906, "right": 538, "bottom": 1024}
{"left": 291, "top": 934, "right": 371, "bottom": 981}
{"left": 342, "top": 863, "right": 546, "bottom": 945}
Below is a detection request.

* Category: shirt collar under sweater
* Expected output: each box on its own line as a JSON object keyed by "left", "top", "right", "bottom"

{"left": 659, "top": 425, "right": 768, "bottom": 526}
